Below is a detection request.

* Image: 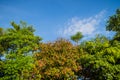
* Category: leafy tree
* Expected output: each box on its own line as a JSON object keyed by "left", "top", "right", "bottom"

{"left": 34, "top": 39, "right": 82, "bottom": 80}
{"left": 0, "top": 21, "right": 42, "bottom": 54}
{"left": 106, "top": 9, "right": 120, "bottom": 41}
{"left": 0, "top": 21, "right": 42, "bottom": 79}
{"left": 71, "top": 32, "right": 83, "bottom": 45}
{"left": 78, "top": 35, "right": 120, "bottom": 80}
{"left": 81, "top": 35, "right": 109, "bottom": 55}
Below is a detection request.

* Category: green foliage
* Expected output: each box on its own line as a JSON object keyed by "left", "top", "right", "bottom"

{"left": 81, "top": 35, "right": 109, "bottom": 54}
{"left": 0, "top": 21, "right": 42, "bottom": 55}
{"left": 79, "top": 35, "right": 120, "bottom": 80}
{"left": 106, "top": 9, "right": 120, "bottom": 41}
{"left": 106, "top": 9, "right": 120, "bottom": 32}
{"left": 71, "top": 32, "right": 83, "bottom": 44}
{"left": 1, "top": 54, "right": 34, "bottom": 80}
{"left": 0, "top": 21, "right": 42, "bottom": 79}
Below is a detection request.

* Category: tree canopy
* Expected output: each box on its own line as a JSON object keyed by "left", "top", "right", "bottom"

{"left": 0, "top": 9, "right": 120, "bottom": 80}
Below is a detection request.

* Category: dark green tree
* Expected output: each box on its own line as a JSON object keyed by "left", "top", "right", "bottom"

{"left": 106, "top": 9, "right": 120, "bottom": 41}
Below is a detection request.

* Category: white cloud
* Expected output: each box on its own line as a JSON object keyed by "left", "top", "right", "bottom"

{"left": 58, "top": 10, "right": 106, "bottom": 39}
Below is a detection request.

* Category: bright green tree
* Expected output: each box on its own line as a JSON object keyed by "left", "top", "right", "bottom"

{"left": 78, "top": 35, "right": 120, "bottom": 80}
{"left": 0, "top": 21, "right": 42, "bottom": 79}
{"left": 2, "top": 54, "right": 34, "bottom": 80}
{"left": 5, "top": 21, "right": 42, "bottom": 54}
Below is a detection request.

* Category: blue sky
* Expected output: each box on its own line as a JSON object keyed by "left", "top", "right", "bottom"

{"left": 0, "top": 0, "right": 120, "bottom": 42}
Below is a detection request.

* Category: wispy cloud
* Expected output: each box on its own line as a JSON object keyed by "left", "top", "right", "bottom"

{"left": 58, "top": 10, "right": 107, "bottom": 39}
